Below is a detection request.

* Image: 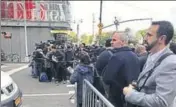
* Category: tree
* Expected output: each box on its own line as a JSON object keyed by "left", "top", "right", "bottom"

{"left": 80, "top": 33, "right": 93, "bottom": 45}
{"left": 135, "top": 29, "right": 147, "bottom": 44}
{"left": 95, "top": 31, "right": 113, "bottom": 46}
{"left": 67, "top": 31, "right": 78, "bottom": 43}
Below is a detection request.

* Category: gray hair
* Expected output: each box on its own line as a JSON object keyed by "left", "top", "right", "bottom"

{"left": 113, "top": 31, "right": 129, "bottom": 43}
{"left": 119, "top": 33, "right": 129, "bottom": 43}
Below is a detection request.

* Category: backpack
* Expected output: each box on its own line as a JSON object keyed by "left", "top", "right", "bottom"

{"left": 39, "top": 72, "right": 48, "bottom": 82}
{"left": 101, "top": 50, "right": 113, "bottom": 76}
{"left": 93, "top": 50, "right": 113, "bottom": 98}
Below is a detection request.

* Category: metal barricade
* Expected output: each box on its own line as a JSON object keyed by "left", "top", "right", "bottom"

{"left": 82, "top": 79, "right": 114, "bottom": 107}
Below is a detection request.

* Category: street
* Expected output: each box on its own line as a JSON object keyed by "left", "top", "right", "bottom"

{"left": 1, "top": 63, "right": 76, "bottom": 107}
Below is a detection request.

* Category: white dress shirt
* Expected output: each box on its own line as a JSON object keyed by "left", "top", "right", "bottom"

{"left": 144, "top": 47, "right": 166, "bottom": 69}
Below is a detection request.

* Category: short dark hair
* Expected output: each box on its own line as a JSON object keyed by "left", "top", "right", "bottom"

{"left": 152, "top": 21, "right": 174, "bottom": 45}
{"left": 170, "top": 42, "right": 176, "bottom": 54}
{"left": 79, "top": 51, "right": 91, "bottom": 65}
{"left": 105, "top": 39, "right": 112, "bottom": 47}
{"left": 82, "top": 43, "right": 86, "bottom": 47}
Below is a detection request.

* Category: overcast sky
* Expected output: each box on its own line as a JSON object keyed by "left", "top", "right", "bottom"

{"left": 70, "top": 1, "right": 176, "bottom": 35}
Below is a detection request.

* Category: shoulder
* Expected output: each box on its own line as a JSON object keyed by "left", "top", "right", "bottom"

{"left": 156, "top": 54, "right": 176, "bottom": 74}
{"left": 162, "top": 54, "right": 176, "bottom": 65}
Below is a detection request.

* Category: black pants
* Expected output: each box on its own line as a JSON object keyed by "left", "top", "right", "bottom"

{"left": 108, "top": 92, "right": 124, "bottom": 107}
{"left": 46, "top": 68, "right": 52, "bottom": 82}
{"left": 77, "top": 103, "right": 82, "bottom": 107}
{"left": 54, "top": 63, "right": 61, "bottom": 82}
{"left": 36, "top": 63, "right": 44, "bottom": 82}
{"left": 66, "top": 62, "right": 73, "bottom": 68}
{"left": 36, "top": 63, "right": 42, "bottom": 74}
{"left": 59, "top": 66, "right": 67, "bottom": 81}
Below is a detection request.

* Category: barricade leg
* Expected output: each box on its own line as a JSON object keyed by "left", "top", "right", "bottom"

{"left": 82, "top": 80, "right": 114, "bottom": 107}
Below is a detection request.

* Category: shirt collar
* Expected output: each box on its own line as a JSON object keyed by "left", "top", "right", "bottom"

{"left": 148, "top": 47, "right": 166, "bottom": 62}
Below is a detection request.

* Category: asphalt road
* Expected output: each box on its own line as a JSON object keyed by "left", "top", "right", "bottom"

{"left": 7, "top": 65, "right": 76, "bottom": 107}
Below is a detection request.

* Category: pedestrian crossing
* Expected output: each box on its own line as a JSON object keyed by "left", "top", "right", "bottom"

{"left": 1, "top": 65, "right": 8, "bottom": 69}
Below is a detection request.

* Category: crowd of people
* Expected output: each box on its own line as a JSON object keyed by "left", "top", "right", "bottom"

{"left": 29, "top": 20, "right": 176, "bottom": 107}
{"left": 29, "top": 40, "right": 105, "bottom": 83}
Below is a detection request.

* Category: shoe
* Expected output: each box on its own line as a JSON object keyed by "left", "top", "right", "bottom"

{"left": 63, "top": 81, "right": 66, "bottom": 84}
{"left": 55, "top": 81, "right": 58, "bottom": 84}
{"left": 55, "top": 81, "right": 60, "bottom": 86}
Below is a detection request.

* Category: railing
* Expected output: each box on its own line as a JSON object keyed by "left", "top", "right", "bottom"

{"left": 4, "top": 53, "right": 20, "bottom": 63}
{"left": 82, "top": 79, "right": 114, "bottom": 107}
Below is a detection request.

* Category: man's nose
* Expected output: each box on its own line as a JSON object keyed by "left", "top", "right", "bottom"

{"left": 111, "top": 41, "right": 113, "bottom": 44}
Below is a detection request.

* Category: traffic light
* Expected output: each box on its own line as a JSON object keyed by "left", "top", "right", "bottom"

{"left": 98, "top": 23, "right": 103, "bottom": 35}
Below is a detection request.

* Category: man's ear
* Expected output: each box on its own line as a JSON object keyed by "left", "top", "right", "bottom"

{"left": 159, "top": 35, "right": 167, "bottom": 42}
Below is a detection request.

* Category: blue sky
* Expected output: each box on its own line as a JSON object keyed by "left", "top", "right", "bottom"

{"left": 70, "top": 1, "right": 176, "bottom": 35}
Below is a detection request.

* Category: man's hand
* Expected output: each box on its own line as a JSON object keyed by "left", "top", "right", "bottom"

{"left": 123, "top": 84, "right": 134, "bottom": 95}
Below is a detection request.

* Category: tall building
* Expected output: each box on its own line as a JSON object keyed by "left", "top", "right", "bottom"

{"left": 1, "top": 0, "right": 72, "bottom": 62}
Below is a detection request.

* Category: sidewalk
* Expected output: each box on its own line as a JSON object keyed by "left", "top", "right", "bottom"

{"left": 1, "top": 63, "right": 28, "bottom": 72}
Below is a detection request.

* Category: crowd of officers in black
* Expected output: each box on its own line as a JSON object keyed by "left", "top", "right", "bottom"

{"left": 29, "top": 41, "right": 105, "bottom": 83}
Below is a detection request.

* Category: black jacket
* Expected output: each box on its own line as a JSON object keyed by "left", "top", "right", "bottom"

{"left": 65, "top": 48, "right": 74, "bottom": 61}
{"left": 138, "top": 52, "right": 148, "bottom": 72}
{"left": 103, "top": 46, "right": 140, "bottom": 107}
{"left": 95, "top": 48, "right": 113, "bottom": 75}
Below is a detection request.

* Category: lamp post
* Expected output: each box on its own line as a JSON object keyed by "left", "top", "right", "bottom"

{"left": 97, "top": 0, "right": 103, "bottom": 45}
{"left": 24, "top": 1, "right": 29, "bottom": 62}
{"left": 92, "top": 13, "right": 96, "bottom": 44}
{"left": 74, "top": 19, "right": 83, "bottom": 45}
{"left": 0, "top": 0, "right": 1, "bottom": 67}
{"left": 114, "top": 17, "right": 119, "bottom": 31}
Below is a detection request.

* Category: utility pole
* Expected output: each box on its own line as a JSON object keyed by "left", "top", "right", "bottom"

{"left": 76, "top": 23, "right": 80, "bottom": 45}
{"left": 0, "top": 0, "right": 1, "bottom": 67}
{"left": 92, "top": 13, "right": 96, "bottom": 44}
{"left": 75, "top": 19, "right": 83, "bottom": 45}
{"left": 97, "top": 0, "right": 103, "bottom": 45}
{"left": 24, "top": 1, "right": 29, "bottom": 62}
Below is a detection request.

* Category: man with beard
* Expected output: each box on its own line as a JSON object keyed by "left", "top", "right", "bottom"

{"left": 123, "top": 21, "right": 176, "bottom": 107}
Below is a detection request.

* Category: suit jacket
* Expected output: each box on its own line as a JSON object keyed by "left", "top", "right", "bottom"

{"left": 125, "top": 48, "right": 176, "bottom": 107}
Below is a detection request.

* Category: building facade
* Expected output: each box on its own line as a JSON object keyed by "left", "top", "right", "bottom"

{"left": 1, "top": 0, "right": 72, "bottom": 62}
